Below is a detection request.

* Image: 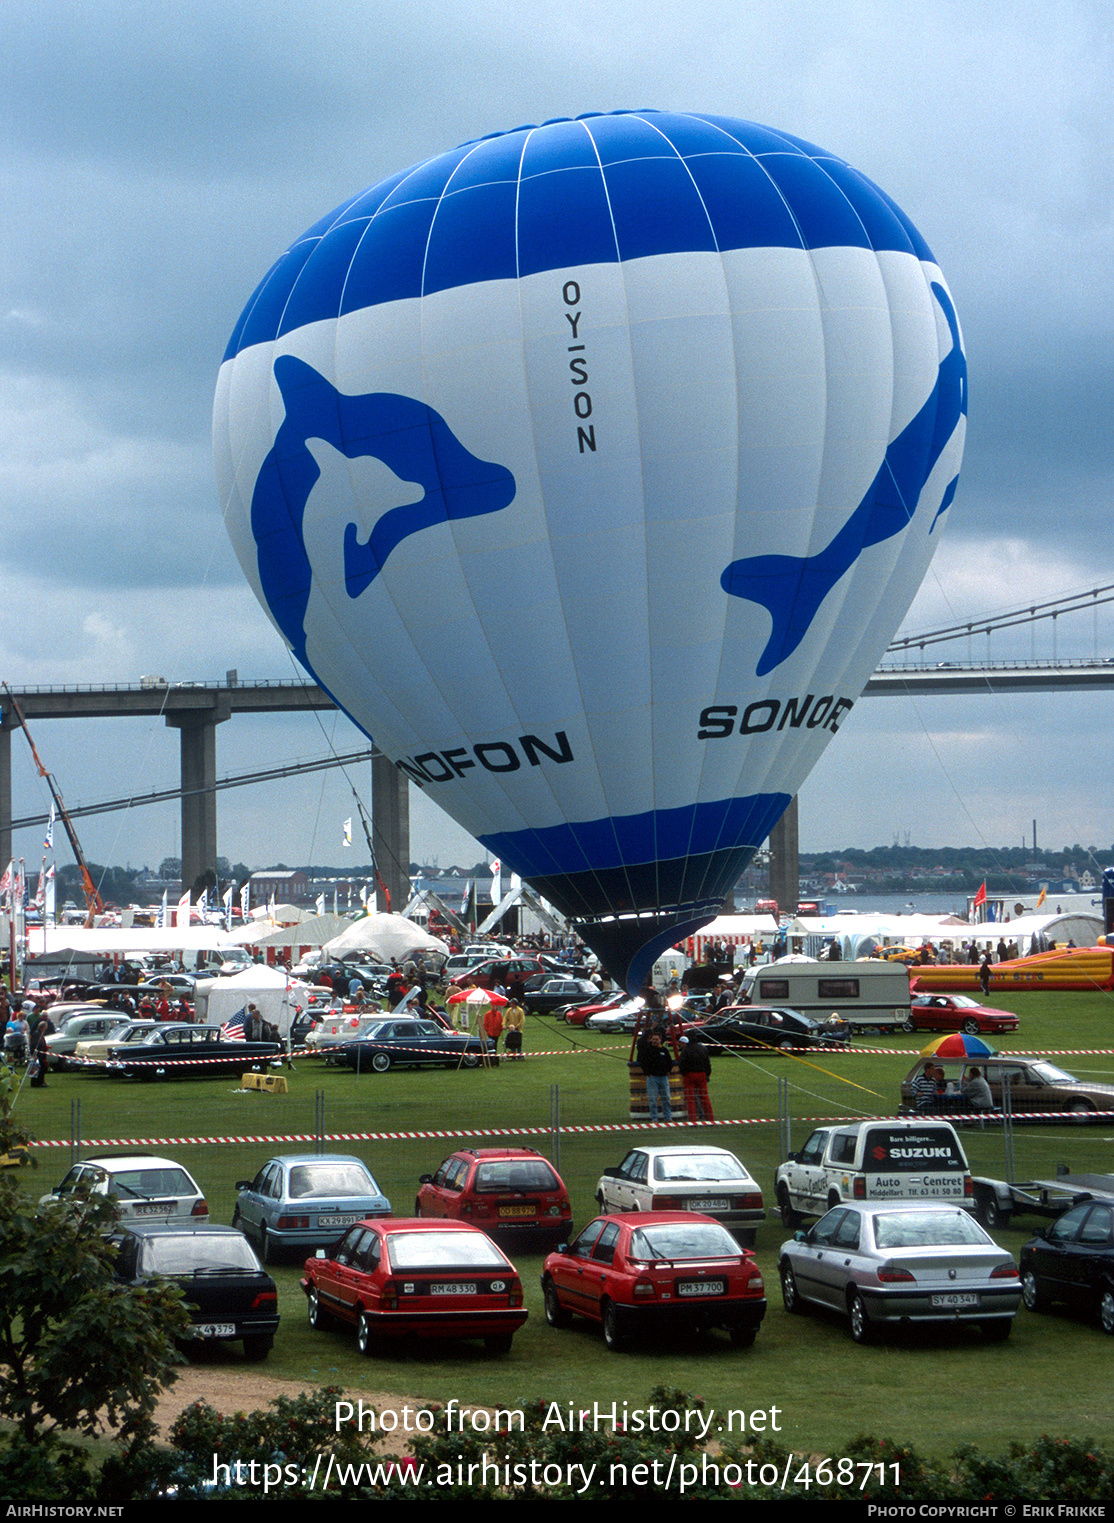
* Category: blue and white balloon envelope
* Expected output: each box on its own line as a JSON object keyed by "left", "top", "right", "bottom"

{"left": 214, "top": 110, "right": 966, "bottom": 990}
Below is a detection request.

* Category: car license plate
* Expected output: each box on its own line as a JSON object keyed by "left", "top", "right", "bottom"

{"left": 133, "top": 1203, "right": 171, "bottom": 1215}
{"left": 700, "top": 1198, "right": 730, "bottom": 1211}
{"left": 317, "top": 1213, "right": 360, "bottom": 1227}
{"left": 498, "top": 1205, "right": 535, "bottom": 1218}
{"left": 432, "top": 1282, "right": 476, "bottom": 1295}
{"left": 930, "top": 1293, "right": 978, "bottom": 1309}
{"left": 192, "top": 1323, "right": 236, "bottom": 1338}
{"left": 677, "top": 1280, "right": 726, "bottom": 1297}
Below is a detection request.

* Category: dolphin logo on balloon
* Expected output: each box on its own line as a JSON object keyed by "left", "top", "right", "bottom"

{"left": 250, "top": 355, "right": 517, "bottom": 666}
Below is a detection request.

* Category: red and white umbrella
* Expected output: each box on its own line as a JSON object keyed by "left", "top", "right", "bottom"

{"left": 446, "top": 986, "right": 508, "bottom": 1006}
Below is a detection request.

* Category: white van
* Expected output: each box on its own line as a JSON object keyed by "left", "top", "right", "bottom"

{"left": 741, "top": 959, "right": 912, "bottom": 1032}
{"left": 651, "top": 950, "right": 688, "bottom": 991}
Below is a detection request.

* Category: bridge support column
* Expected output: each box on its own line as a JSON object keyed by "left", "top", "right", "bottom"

{"left": 0, "top": 716, "right": 11, "bottom": 872}
{"left": 372, "top": 753, "right": 410, "bottom": 913}
{"left": 167, "top": 698, "right": 230, "bottom": 896}
{"left": 768, "top": 795, "right": 799, "bottom": 918}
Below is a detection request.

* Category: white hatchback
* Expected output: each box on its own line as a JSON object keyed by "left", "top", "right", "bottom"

{"left": 595, "top": 1145, "right": 766, "bottom": 1246}
{"left": 40, "top": 1152, "right": 208, "bottom": 1224}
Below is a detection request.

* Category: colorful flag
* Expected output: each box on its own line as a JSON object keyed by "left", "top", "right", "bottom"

{"left": 972, "top": 882, "right": 987, "bottom": 910}
{"left": 343, "top": 817, "right": 352, "bottom": 848}
{"left": 44, "top": 804, "right": 55, "bottom": 853}
{"left": 1035, "top": 886, "right": 1047, "bottom": 909}
{"left": 240, "top": 881, "right": 250, "bottom": 920}
{"left": 221, "top": 1007, "right": 247, "bottom": 1042}
{"left": 489, "top": 857, "right": 501, "bottom": 904}
{"left": 177, "top": 889, "right": 191, "bottom": 927}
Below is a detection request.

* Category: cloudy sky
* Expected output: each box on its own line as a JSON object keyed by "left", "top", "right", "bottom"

{"left": 1, "top": 0, "right": 1111, "bottom": 876}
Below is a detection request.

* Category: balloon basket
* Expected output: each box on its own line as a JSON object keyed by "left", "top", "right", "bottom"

{"left": 628, "top": 1066, "right": 684, "bottom": 1122}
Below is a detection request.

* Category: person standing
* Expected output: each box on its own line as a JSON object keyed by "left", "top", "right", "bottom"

{"left": 482, "top": 1000, "right": 504, "bottom": 1052}
{"left": 637, "top": 1029, "right": 675, "bottom": 1123}
{"left": 503, "top": 997, "right": 525, "bottom": 1060}
{"left": 979, "top": 953, "right": 991, "bottom": 996}
{"left": 678, "top": 1032, "right": 714, "bottom": 1122}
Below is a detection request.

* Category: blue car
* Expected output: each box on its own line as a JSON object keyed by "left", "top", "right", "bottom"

{"left": 232, "top": 1153, "right": 392, "bottom": 1263}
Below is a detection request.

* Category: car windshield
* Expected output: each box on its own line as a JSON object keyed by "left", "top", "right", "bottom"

{"left": 1027, "top": 1061, "right": 1078, "bottom": 1084}
{"left": 386, "top": 1232, "right": 509, "bottom": 1271}
{"left": 473, "top": 1160, "right": 560, "bottom": 1193}
{"left": 111, "top": 1168, "right": 195, "bottom": 1198}
{"left": 628, "top": 1223, "right": 741, "bottom": 1260}
{"left": 951, "top": 997, "right": 981, "bottom": 1009}
{"left": 287, "top": 1164, "right": 377, "bottom": 1199}
{"left": 652, "top": 1153, "right": 749, "bottom": 1182}
{"left": 872, "top": 1210, "right": 989, "bottom": 1249}
{"left": 139, "top": 1235, "right": 260, "bottom": 1274}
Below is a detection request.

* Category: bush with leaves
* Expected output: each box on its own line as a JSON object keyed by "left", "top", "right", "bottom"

{"left": 0, "top": 1080, "right": 190, "bottom": 1500}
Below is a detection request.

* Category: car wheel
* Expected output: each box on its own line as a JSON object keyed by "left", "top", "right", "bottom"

{"left": 462, "top": 1054, "right": 480, "bottom": 1069}
{"left": 1021, "top": 1269, "right": 1049, "bottom": 1313}
{"left": 414, "top": 1197, "right": 424, "bottom": 1216}
{"left": 778, "top": 1038, "right": 796, "bottom": 1051}
{"left": 1068, "top": 1099, "right": 1094, "bottom": 1118}
{"left": 827, "top": 1191, "right": 841, "bottom": 1211}
{"left": 544, "top": 1278, "right": 572, "bottom": 1329}
{"left": 307, "top": 1287, "right": 332, "bottom": 1330}
{"left": 729, "top": 1324, "right": 757, "bottom": 1349}
{"left": 848, "top": 1292, "right": 874, "bottom": 1344}
{"left": 595, "top": 1191, "right": 605, "bottom": 1208}
{"left": 259, "top": 1225, "right": 279, "bottom": 1266}
{"left": 356, "top": 1309, "right": 380, "bottom": 1356}
{"left": 780, "top": 1261, "right": 804, "bottom": 1314}
{"left": 371, "top": 1052, "right": 391, "bottom": 1073}
{"left": 485, "top": 1333, "right": 514, "bottom": 1354}
{"left": 777, "top": 1186, "right": 801, "bottom": 1228}
{"left": 231, "top": 1209, "right": 244, "bottom": 1232}
{"left": 241, "top": 1335, "right": 273, "bottom": 1362}
{"left": 981, "top": 1194, "right": 1009, "bottom": 1231}
{"left": 1099, "top": 1288, "right": 1114, "bottom": 1335}
{"left": 601, "top": 1299, "right": 628, "bottom": 1352}
{"left": 961, "top": 1017, "right": 981, "bottom": 1035}
{"left": 901, "top": 1015, "right": 916, "bottom": 1034}
{"left": 981, "top": 1319, "right": 1011, "bottom": 1342}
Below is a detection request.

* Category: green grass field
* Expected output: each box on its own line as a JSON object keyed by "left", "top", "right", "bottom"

{"left": 11, "top": 990, "right": 1114, "bottom": 1458}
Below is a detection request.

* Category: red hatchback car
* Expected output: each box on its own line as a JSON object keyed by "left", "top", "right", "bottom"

{"left": 910, "top": 995, "right": 1020, "bottom": 1035}
{"left": 417, "top": 1148, "right": 573, "bottom": 1244}
{"left": 541, "top": 1211, "right": 766, "bottom": 1351}
{"left": 302, "top": 1218, "right": 528, "bottom": 1354}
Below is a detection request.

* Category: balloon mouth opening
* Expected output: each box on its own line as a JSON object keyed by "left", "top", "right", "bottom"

{"left": 572, "top": 904, "right": 724, "bottom": 996}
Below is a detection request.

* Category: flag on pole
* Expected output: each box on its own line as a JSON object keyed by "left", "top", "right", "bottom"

{"left": 488, "top": 858, "right": 501, "bottom": 904}
{"left": 43, "top": 865, "right": 55, "bottom": 923}
{"left": 220, "top": 1006, "right": 247, "bottom": 1042}
{"left": 1035, "top": 886, "right": 1047, "bottom": 909}
{"left": 240, "top": 882, "right": 250, "bottom": 920}
{"left": 44, "top": 804, "right": 55, "bottom": 853}
{"left": 223, "top": 884, "right": 234, "bottom": 930}
{"left": 157, "top": 889, "right": 168, "bottom": 929}
{"left": 33, "top": 865, "right": 45, "bottom": 911}
{"left": 316, "top": 893, "right": 326, "bottom": 916}
{"left": 0, "top": 861, "right": 12, "bottom": 910}
{"left": 177, "top": 889, "right": 191, "bottom": 927}
{"left": 343, "top": 817, "right": 353, "bottom": 848}
{"left": 972, "top": 882, "right": 987, "bottom": 911}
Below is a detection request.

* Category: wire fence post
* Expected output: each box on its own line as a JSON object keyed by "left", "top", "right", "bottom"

{"left": 1001, "top": 1074, "right": 1014, "bottom": 1184}
{"left": 70, "top": 1098, "right": 81, "bottom": 1164}
{"left": 777, "top": 1076, "right": 791, "bottom": 1160}
{"left": 550, "top": 1084, "right": 560, "bottom": 1171}
{"left": 314, "top": 1090, "right": 325, "bottom": 1155}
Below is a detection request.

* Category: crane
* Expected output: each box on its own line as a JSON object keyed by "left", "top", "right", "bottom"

{"left": 3, "top": 685, "right": 104, "bottom": 927}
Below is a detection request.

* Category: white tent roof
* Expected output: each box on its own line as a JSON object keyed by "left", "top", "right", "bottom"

{"left": 323, "top": 912, "right": 449, "bottom": 961}
{"left": 691, "top": 914, "right": 780, "bottom": 939}
{"left": 246, "top": 913, "right": 352, "bottom": 949}
{"left": 36, "top": 925, "right": 239, "bottom": 955}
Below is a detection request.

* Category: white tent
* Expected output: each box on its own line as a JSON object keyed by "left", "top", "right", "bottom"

{"left": 193, "top": 964, "right": 315, "bottom": 1038}
{"left": 246, "top": 914, "right": 352, "bottom": 949}
{"left": 323, "top": 912, "right": 449, "bottom": 962}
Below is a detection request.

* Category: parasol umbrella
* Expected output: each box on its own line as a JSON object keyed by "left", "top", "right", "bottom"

{"left": 447, "top": 986, "right": 509, "bottom": 1005}
{"left": 919, "top": 1032, "right": 998, "bottom": 1059}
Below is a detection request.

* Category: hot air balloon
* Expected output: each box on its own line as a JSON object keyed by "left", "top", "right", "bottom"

{"left": 214, "top": 110, "right": 966, "bottom": 991}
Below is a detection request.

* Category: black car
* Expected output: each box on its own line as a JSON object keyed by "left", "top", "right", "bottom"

{"left": 113, "top": 1223, "right": 279, "bottom": 1360}
{"left": 338, "top": 1018, "right": 497, "bottom": 1072}
{"left": 1019, "top": 1199, "right": 1114, "bottom": 1333}
{"left": 104, "top": 1024, "right": 282, "bottom": 1078}
{"left": 525, "top": 978, "right": 601, "bottom": 1015}
{"left": 686, "top": 1005, "right": 851, "bottom": 1052}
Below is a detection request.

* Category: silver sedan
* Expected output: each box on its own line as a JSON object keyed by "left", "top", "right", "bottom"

{"left": 778, "top": 1202, "right": 1021, "bottom": 1344}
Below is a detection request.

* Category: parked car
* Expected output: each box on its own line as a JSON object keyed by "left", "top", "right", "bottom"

{"left": 336, "top": 1019, "right": 496, "bottom": 1072}
{"left": 584, "top": 1001, "right": 646, "bottom": 1034}
{"left": 774, "top": 1120, "right": 974, "bottom": 1225}
{"left": 595, "top": 1145, "right": 765, "bottom": 1245}
{"left": 233, "top": 1153, "right": 392, "bottom": 1263}
{"left": 541, "top": 1211, "right": 766, "bottom": 1350}
{"left": 417, "top": 1148, "right": 572, "bottom": 1243}
{"left": 302, "top": 1218, "right": 527, "bottom": 1354}
{"left": 564, "top": 991, "right": 634, "bottom": 1027}
{"left": 305, "top": 1013, "right": 391, "bottom": 1052}
{"left": 525, "top": 978, "right": 601, "bottom": 1015}
{"left": 1019, "top": 1199, "right": 1114, "bottom": 1333}
{"left": 686, "top": 1005, "right": 851, "bottom": 1052}
{"left": 778, "top": 1202, "right": 1021, "bottom": 1343}
{"left": 45, "top": 1010, "right": 133, "bottom": 1070}
{"left": 900, "top": 1055, "right": 1114, "bottom": 1117}
{"left": 74, "top": 1019, "right": 162, "bottom": 1065}
{"left": 909, "top": 994, "right": 1020, "bottom": 1035}
{"left": 113, "top": 1222, "right": 279, "bottom": 1360}
{"left": 104, "top": 1024, "right": 282, "bottom": 1078}
{"left": 40, "top": 1152, "right": 208, "bottom": 1224}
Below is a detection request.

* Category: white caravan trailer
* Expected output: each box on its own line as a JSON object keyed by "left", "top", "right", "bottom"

{"left": 740, "top": 959, "right": 912, "bottom": 1032}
